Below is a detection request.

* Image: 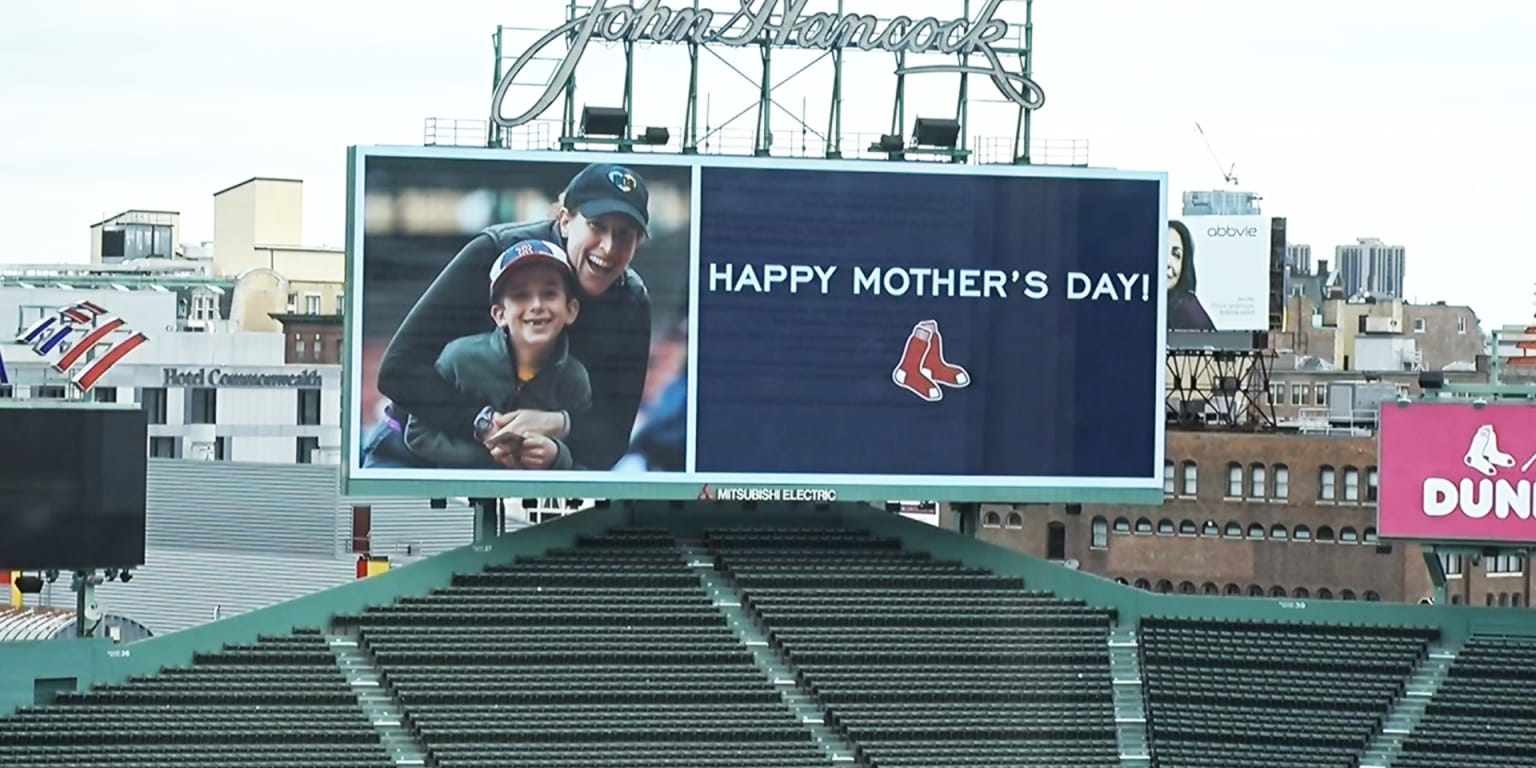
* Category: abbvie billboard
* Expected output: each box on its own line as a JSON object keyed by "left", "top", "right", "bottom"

{"left": 345, "top": 147, "right": 1167, "bottom": 504}
{"left": 1378, "top": 402, "right": 1536, "bottom": 544}
{"left": 1167, "top": 214, "right": 1271, "bottom": 332}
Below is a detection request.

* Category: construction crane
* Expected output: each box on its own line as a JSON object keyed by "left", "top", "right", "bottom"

{"left": 1195, "top": 122, "right": 1239, "bottom": 187}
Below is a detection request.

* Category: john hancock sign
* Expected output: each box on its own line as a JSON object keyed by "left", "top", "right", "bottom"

{"left": 491, "top": 0, "right": 1046, "bottom": 129}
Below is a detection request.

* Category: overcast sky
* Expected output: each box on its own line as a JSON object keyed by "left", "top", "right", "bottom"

{"left": 2, "top": 0, "right": 1532, "bottom": 328}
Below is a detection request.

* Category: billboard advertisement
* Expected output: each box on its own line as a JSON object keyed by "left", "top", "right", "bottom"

{"left": 1378, "top": 402, "right": 1536, "bottom": 544}
{"left": 1166, "top": 214, "right": 1271, "bottom": 332}
{"left": 346, "top": 146, "right": 1167, "bottom": 503}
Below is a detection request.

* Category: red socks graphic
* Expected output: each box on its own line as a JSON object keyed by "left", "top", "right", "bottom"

{"left": 916, "top": 319, "right": 969, "bottom": 388}
{"left": 892, "top": 320, "right": 969, "bottom": 402}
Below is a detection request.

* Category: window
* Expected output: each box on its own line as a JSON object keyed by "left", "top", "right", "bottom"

{"left": 1440, "top": 554, "right": 1463, "bottom": 576}
{"left": 1181, "top": 462, "right": 1198, "bottom": 497}
{"left": 1134, "top": 579, "right": 1151, "bottom": 591}
{"left": 1457, "top": 315, "right": 1467, "bottom": 334}
{"left": 1046, "top": 522, "right": 1066, "bottom": 560}
{"left": 1135, "top": 518, "right": 1153, "bottom": 535}
{"left": 1202, "top": 520, "right": 1219, "bottom": 536}
{"left": 1340, "top": 527, "right": 1359, "bottom": 543}
{"left": 1157, "top": 519, "right": 1175, "bottom": 535}
{"left": 1413, "top": 317, "right": 1426, "bottom": 333}
{"left": 1364, "top": 591, "right": 1380, "bottom": 602}
{"left": 305, "top": 293, "right": 322, "bottom": 314}
{"left": 93, "top": 387, "right": 118, "bottom": 403}
{"left": 1247, "top": 523, "right": 1265, "bottom": 540}
{"left": 1179, "top": 581, "right": 1196, "bottom": 595}
{"left": 297, "top": 388, "right": 322, "bottom": 426}
{"left": 983, "top": 511, "right": 1001, "bottom": 528}
{"left": 1225, "top": 584, "right": 1242, "bottom": 596}
{"left": 139, "top": 387, "right": 168, "bottom": 425}
{"left": 1318, "top": 526, "right": 1336, "bottom": 542}
{"left": 33, "top": 385, "right": 66, "bottom": 399}
{"left": 148, "top": 436, "right": 179, "bottom": 458}
{"left": 1268, "top": 382, "right": 1285, "bottom": 405}
{"left": 1315, "top": 386, "right": 1327, "bottom": 406}
{"left": 1291, "top": 384, "right": 1304, "bottom": 406}
{"left": 336, "top": 292, "right": 346, "bottom": 316}
{"left": 1273, "top": 464, "right": 1290, "bottom": 500}
{"left": 1488, "top": 554, "right": 1525, "bottom": 575}
{"left": 1005, "top": 512, "right": 1023, "bottom": 528}
{"left": 1319, "top": 466, "right": 1336, "bottom": 501}
{"left": 295, "top": 335, "right": 307, "bottom": 359}
{"left": 1294, "top": 587, "right": 1310, "bottom": 598}
{"left": 1179, "top": 520, "right": 1197, "bottom": 536}
{"left": 1363, "top": 527, "right": 1378, "bottom": 543}
{"left": 1250, "top": 464, "right": 1267, "bottom": 498}
{"left": 311, "top": 333, "right": 322, "bottom": 362}
{"left": 1270, "top": 524, "right": 1288, "bottom": 540}
{"left": 1344, "top": 467, "right": 1360, "bottom": 502}
{"left": 1341, "top": 589, "right": 1357, "bottom": 601}
{"left": 1112, "top": 517, "right": 1130, "bottom": 534}
{"left": 1164, "top": 461, "right": 1175, "bottom": 495}
{"left": 1270, "top": 586, "right": 1286, "bottom": 598}
{"left": 1366, "top": 467, "right": 1379, "bottom": 503}
{"left": 1224, "top": 521, "right": 1242, "bottom": 537}
{"left": 1317, "top": 588, "right": 1333, "bottom": 599}
{"left": 1294, "top": 525, "right": 1312, "bottom": 541}
{"left": 1202, "top": 583, "right": 1219, "bottom": 595}
{"left": 1248, "top": 585, "right": 1264, "bottom": 597}
{"left": 296, "top": 436, "right": 320, "bottom": 464}
{"left": 1227, "top": 463, "right": 1244, "bottom": 498}
{"left": 188, "top": 388, "right": 217, "bottom": 424}
{"left": 1156, "top": 580, "right": 1173, "bottom": 594}
{"left": 214, "top": 436, "right": 229, "bottom": 461}
{"left": 1090, "top": 517, "right": 1108, "bottom": 549}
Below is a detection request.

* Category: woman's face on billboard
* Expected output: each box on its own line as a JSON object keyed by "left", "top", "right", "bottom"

{"left": 1167, "top": 225, "right": 1185, "bottom": 287}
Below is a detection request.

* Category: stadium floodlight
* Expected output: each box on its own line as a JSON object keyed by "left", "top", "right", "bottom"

{"left": 641, "top": 126, "right": 670, "bottom": 145}
{"left": 580, "top": 106, "right": 630, "bottom": 138}
{"left": 913, "top": 117, "right": 960, "bottom": 149}
{"left": 1418, "top": 371, "right": 1445, "bottom": 390}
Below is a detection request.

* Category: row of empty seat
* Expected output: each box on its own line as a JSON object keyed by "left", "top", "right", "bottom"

{"left": 347, "top": 528, "right": 835, "bottom": 768}
{"left": 4, "top": 521, "right": 1533, "bottom": 768}
{"left": 705, "top": 527, "right": 1122, "bottom": 768}
{"left": 1142, "top": 617, "right": 1436, "bottom": 768}
{"left": 0, "top": 628, "right": 392, "bottom": 768}
{"left": 1396, "top": 634, "right": 1536, "bottom": 768}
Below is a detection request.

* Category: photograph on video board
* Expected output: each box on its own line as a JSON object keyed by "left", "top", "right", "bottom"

{"left": 355, "top": 155, "right": 691, "bottom": 475}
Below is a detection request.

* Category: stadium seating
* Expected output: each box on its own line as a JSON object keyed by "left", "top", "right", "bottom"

{"left": 345, "top": 527, "right": 834, "bottom": 768}
{"left": 1395, "top": 634, "right": 1536, "bottom": 768}
{"left": 0, "top": 628, "right": 393, "bottom": 768}
{"left": 1140, "top": 617, "right": 1436, "bottom": 768}
{"left": 705, "top": 527, "right": 1122, "bottom": 768}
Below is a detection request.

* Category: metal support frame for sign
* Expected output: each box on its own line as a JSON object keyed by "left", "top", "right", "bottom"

{"left": 1164, "top": 349, "right": 1278, "bottom": 430}
{"left": 486, "top": 0, "right": 1043, "bottom": 163}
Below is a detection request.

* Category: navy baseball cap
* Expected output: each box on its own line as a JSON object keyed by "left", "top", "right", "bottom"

{"left": 488, "top": 239, "right": 576, "bottom": 303}
{"left": 562, "top": 163, "right": 650, "bottom": 235}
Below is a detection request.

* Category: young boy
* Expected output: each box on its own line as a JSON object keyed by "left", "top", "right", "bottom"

{"left": 404, "top": 239, "right": 592, "bottom": 470}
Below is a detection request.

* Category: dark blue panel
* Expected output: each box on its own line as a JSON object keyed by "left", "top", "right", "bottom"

{"left": 694, "top": 166, "right": 1161, "bottom": 479}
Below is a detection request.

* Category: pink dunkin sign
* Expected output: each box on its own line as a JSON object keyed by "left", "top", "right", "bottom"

{"left": 1378, "top": 402, "right": 1536, "bottom": 543}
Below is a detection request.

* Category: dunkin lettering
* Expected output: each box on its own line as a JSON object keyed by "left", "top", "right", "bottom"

{"left": 1421, "top": 424, "right": 1536, "bottom": 520}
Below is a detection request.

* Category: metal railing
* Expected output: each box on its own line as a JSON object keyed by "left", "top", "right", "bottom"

{"left": 422, "top": 117, "right": 1089, "bottom": 167}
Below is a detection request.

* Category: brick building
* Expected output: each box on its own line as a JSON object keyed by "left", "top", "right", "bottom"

{"left": 969, "top": 430, "right": 1532, "bottom": 608}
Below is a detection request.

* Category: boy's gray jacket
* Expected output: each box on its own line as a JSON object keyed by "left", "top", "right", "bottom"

{"left": 404, "top": 329, "right": 592, "bottom": 470}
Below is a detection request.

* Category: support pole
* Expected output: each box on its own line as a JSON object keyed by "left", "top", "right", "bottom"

{"left": 621, "top": 39, "right": 636, "bottom": 151}
{"left": 683, "top": 0, "right": 701, "bottom": 153}
{"left": 826, "top": 2, "right": 844, "bottom": 160}
{"left": 755, "top": 41, "right": 772, "bottom": 156}
{"left": 955, "top": 0, "right": 971, "bottom": 160}
{"left": 560, "top": 0, "right": 580, "bottom": 149}
{"left": 473, "top": 499, "right": 499, "bottom": 545}
{"left": 490, "top": 26, "right": 504, "bottom": 148}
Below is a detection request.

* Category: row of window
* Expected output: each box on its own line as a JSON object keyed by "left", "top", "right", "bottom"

{"left": 1117, "top": 578, "right": 1381, "bottom": 601}
{"left": 1093, "top": 516, "right": 1379, "bottom": 547}
{"left": 139, "top": 387, "right": 323, "bottom": 427}
{"left": 1441, "top": 553, "right": 1526, "bottom": 577}
{"left": 149, "top": 435, "right": 322, "bottom": 463}
{"left": 1164, "top": 460, "right": 1379, "bottom": 504}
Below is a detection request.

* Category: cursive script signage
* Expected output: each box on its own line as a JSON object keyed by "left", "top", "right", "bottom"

{"left": 491, "top": 0, "right": 1045, "bottom": 129}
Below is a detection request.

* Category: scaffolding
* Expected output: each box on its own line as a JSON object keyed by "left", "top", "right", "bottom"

{"left": 469, "top": 0, "right": 1070, "bottom": 164}
{"left": 1165, "top": 349, "right": 1279, "bottom": 430}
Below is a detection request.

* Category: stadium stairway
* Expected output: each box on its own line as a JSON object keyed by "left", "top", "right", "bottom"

{"left": 1357, "top": 640, "right": 1458, "bottom": 768}
{"left": 679, "top": 539, "right": 862, "bottom": 765}
{"left": 325, "top": 633, "right": 430, "bottom": 767}
{"left": 1107, "top": 625, "right": 1152, "bottom": 767}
